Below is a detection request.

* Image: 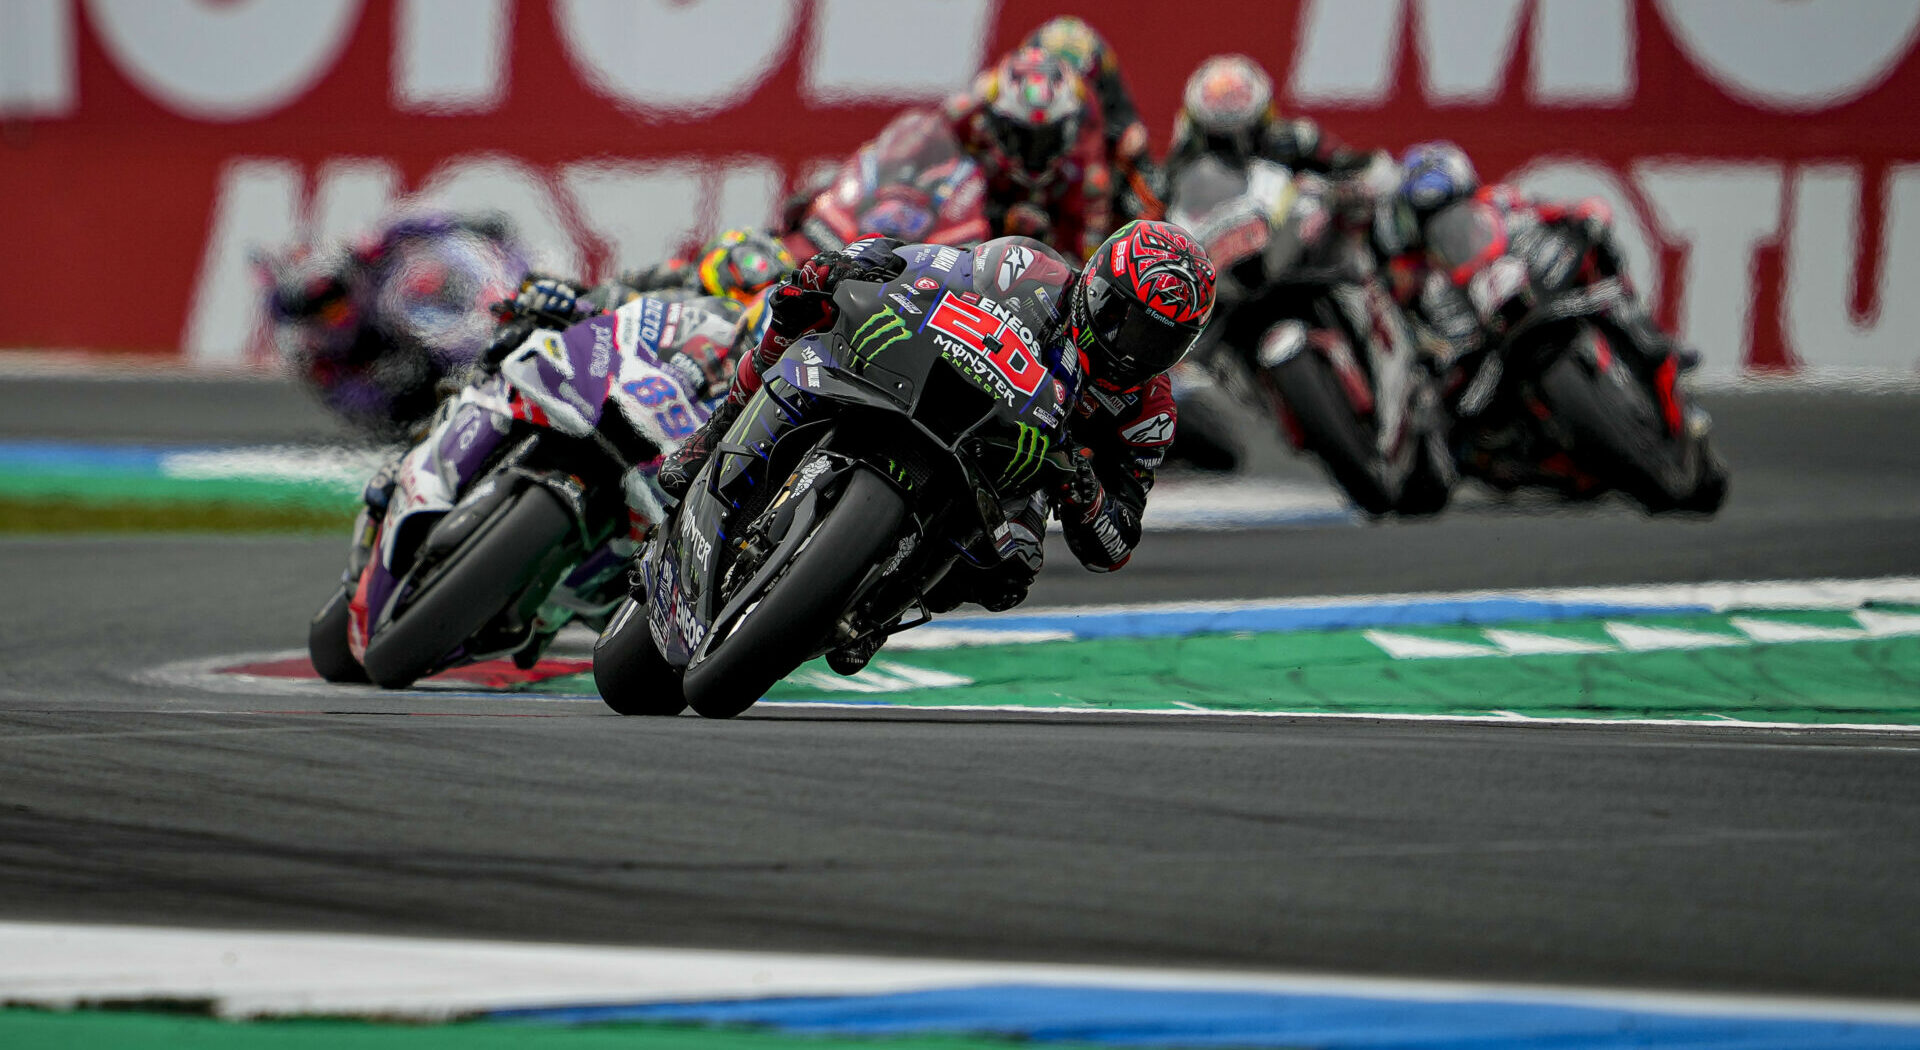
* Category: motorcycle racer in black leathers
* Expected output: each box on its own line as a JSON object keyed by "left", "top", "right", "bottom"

{"left": 658, "top": 221, "right": 1217, "bottom": 621}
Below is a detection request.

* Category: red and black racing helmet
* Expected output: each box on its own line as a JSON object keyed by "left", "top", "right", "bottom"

{"left": 1068, "top": 220, "right": 1217, "bottom": 391}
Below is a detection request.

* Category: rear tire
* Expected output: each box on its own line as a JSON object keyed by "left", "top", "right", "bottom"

{"left": 1268, "top": 353, "right": 1395, "bottom": 515}
{"left": 308, "top": 587, "right": 368, "bottom": 683}
{"left": 1395, "top": 449, "right": 1453, "bottom": 517}
{"left": 361, "top": 486, "right": 574, "bottom": 689}
{"left": 593, "top": 599, "right": 688, "bottom": 716}
{"left": 1537, "top": 343, "right": 1697, "bottom": 513}
{"left": 682, "top": 466, "right": 908, "bottom": 719}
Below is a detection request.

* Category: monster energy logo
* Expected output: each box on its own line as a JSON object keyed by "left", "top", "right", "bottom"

{"left": 1003, "top": 423, "right": 1049, "bottom": 485}
{"left": 850, "top": 309, "right": 910, "bottom": 364}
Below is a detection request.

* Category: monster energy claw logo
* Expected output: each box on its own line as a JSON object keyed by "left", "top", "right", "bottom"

{"left": 851, "top": 309, "right": 910, "bottom": 363}
{"left": 1004, "top": 423, "right": 1049, "bottom": 484}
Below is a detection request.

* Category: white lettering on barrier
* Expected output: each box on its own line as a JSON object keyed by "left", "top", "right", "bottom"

{"left": 1652, "top": 0, "right": 1920, "bottom": 113}
{"left": 394, "top": 0, "right": 511, "bottom": 114}
{"left": 804, "top": 0, "right": 995, "bottom": 104}
{"left": 0, "top": 0, "right": 74, "bottom": 117}
{"left": 311, "top": 158, "right": 403, "bottom": 243}
{"left": 712, "top": 160, "right": 784, "bottom": 234}
{"left": 1785, "top": 165, "right": 1920, "bottom": 373}
{"left": 184, "top": 159, "right": 303, "bottom": 365}
{"left": 1290, "top": 0, "right": 1632, "bottom": 107}
{"left": 86, "top": 0, "right": 363, "bottom": 121}
{"left": 553, "top": 0, "right": 800, "bottom": 117}
{"left": 562, "top": 161, "right": 708, "bottom": 276}
{"left": 1635, "top": 163, "right": 1784, "bottom": 381}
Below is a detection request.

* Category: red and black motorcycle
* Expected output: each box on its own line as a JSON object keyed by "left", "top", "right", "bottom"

{"left": 1417, "top": 197, "right": 1728, "bottom": 514}
{"left": 1166, "top": 155, "right": 1453, "bottom": 513}
{"left": 782, "top": 109, "right": 990, "bottom": 260}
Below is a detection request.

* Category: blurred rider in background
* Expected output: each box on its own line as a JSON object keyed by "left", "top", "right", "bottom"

{"left": 1161, "top": 54, "right": 1376, "bottom": 191}
{"left": 1373, "top": 141, "right": 1694, "bottom": 369}
{"left": 616, "top": 227, "right": 795, "bottom": 307}
{"left": 946, "top": 46, "right": 1114, "bottom": 260}
{"left": 655, "top": 221, "right": 1216, "bottom": 663}
{"left": 264, "top": 211, "right": 525, "bottom": 441}
{"left": 1020, "top": 16, "right": 1159, "bottom": 223}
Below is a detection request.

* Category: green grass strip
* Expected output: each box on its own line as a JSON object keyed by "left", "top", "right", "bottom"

{"left": 0, "top": 1009, "right": 1052, "bottom": 1050}
{"left": 0, "top": 470, "right": 358, "bottom": 509}
{"left": 0, "top": 498, "right": 353, "bottom": 534}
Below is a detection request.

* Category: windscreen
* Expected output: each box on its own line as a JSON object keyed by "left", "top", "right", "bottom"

{"left": 1423, "top": 199, "right": 1507, "bottom": 275}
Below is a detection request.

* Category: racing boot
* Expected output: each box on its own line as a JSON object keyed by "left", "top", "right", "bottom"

{"left": 657, "top": 396, "right": 742, "bottom": 500}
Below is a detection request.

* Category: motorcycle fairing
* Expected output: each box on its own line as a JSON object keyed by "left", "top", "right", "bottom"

{"left": 604, "top": 298, "right": 719, "bottom": 454}
{"left": 801, "top": 110, "right": 990, "bottom": 253}
{"left": 642, "top": 246, "right": 1078, "bottom": 674}
{"left": 350, "top": 296, "right": 717, "bottom": 668}
{"left": 374, "top": 379, "right": 513, "bottom": 574}
{"left": 497, "top": 318, "right": 618, "bottom": 438}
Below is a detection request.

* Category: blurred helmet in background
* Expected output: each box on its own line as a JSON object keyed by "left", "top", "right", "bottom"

{"left": 695, "top": 228, "right": 796, "bottom": 304}
{"left": 1398, "top": 142, "right": 1480, "bottom": 224}
{"left": 1383, "top": 141, "right": 1481, "bottom": 251}
{"left": 265, "top": 249, "right": 360, "bottom": 363}
{"left": 1026, "top": 15, "right": 1106, "bottom": 80}
{"left": 983, "top": 47, "right": 1086, "bottom": 182}
{"left": 1177, "top": 55, "right": 1276, "bottom": 165}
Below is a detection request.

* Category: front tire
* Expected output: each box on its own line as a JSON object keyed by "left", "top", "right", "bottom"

{"left": 1537, "top": 338, "right": 1702, "bottom": 514}
{"left": 1268, "top": 352, "right": 1395, "bottom": 515}
{"left": 593, "top": 599, "right": 688, "bottom": 716}
{"left": 682, "top": 466, "right": 908, "bottom": 719}
{"left": 361, "top": 486, "right": 573, "bottom": 689}
{"left": 308, "top": 586, "right": 368, "bottom": 683}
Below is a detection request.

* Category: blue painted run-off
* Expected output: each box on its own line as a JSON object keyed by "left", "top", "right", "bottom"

{"left": 0, "top": 440, "right": 171, "bottom": 472}
{"left": 489, "top": 984, "right": 1920, "bottom": 1049}
{"left": 960, "top": 598, "right": 1711, "bottom": 640}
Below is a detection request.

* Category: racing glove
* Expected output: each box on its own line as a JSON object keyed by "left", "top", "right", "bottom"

{"left": 497, "top": 275, "right": 591, "bottom": 327}
{"left": 766, "top": 251, "right": 863, "bottom": 341}
{"left": 480, "top": 276, "right": 591, "bottom": 371}
{"left": 1054, "top": 446, "right": 1107, "bottom": 525}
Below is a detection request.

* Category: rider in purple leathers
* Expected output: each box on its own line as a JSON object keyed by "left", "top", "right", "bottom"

{"left": 264, "top": 211, "right": 526, "bottom": 440}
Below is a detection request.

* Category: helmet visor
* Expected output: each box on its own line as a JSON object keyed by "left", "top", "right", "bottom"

{"left": 994, "top": 113, "right": 1073, "bottom": 175}
{"left": 1081, "top": 274, "right": 1202, "bottom": 389}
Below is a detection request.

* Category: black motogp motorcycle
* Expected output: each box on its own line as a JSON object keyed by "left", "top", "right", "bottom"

{"left": 1166, "top": 155, "right": 1452, "bottom": 513}
{"left": 592, "top": 242, "right": 1078, "bottom": 719}
{"left": 1418, "top": 198, "right": 1728, "bottom": 513}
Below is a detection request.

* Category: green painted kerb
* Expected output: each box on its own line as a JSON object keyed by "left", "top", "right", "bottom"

{"left": 535, "top": 607, "right": 1920, "bottom": 725}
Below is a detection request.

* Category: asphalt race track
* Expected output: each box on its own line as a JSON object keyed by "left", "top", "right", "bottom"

{"left": 3, "top": 377, "right": 1919, "bottom": 1001}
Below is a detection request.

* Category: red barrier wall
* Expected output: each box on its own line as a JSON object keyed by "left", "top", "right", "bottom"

{"left": 4, "top": 0, "right": 1919, "bottom": 379}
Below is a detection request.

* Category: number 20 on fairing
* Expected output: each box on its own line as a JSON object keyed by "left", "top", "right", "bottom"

{"left": 926, "top": 293, "right": 1048, "bottom": 397}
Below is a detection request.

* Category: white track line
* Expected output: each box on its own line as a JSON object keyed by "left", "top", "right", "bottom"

{"left": 954, "top": 576, "right": 1920, "bottom": 624}
{"left": 4, "top": 921, "right": 1919, "bottom": 1024}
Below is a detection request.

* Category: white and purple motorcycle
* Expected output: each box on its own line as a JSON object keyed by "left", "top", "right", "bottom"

{"left": 307, "top": 295, "right": 739, "bottom": 688}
